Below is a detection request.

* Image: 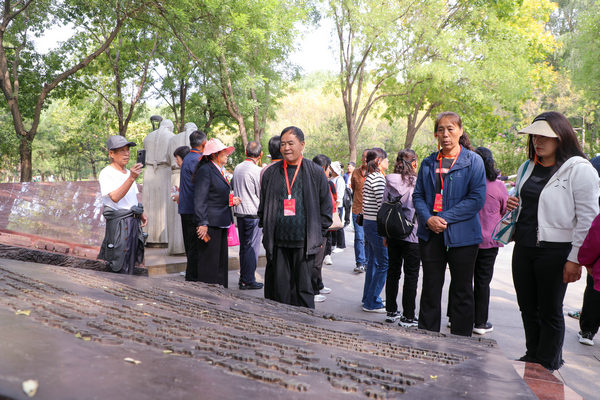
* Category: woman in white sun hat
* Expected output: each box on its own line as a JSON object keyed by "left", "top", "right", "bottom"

{"left": 507, "top": 111, "right": 599, "bottom": 371}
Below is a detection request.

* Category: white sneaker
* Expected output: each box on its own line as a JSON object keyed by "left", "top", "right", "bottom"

{"left": 324, "top": 255, "right": 333, "bottom": 265}
{"left": 314, "top": 294, "right": 327, "bottom": 302}
{"left": 362, "top": 306, "right": 386, "bottom": 313}
{"left": 332, "top": 248, "right": 344, "bottom": 254}
{"left": 578, "top": 331, "right": 595, "bottom": 346}
{"left": 320, "top": 287, "right": 332, "bottom": 294}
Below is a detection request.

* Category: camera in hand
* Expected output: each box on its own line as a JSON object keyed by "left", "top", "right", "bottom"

{"left": 136, "top": 149, "right": 146, "bottom": 167}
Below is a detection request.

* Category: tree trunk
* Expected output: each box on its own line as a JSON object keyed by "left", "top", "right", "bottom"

{"left": 19, "top": 136, "right": 32, "bottom": 182}
{"left": 179, "top": 78, "right": 187, "bottom": 132}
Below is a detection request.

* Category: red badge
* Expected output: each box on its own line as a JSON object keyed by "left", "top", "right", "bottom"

{"left": 283, "top": 198, "right": 296, "bottom": 216}
{"left": 433, "top": 193, "right": 443, "bottom": 212}
{"left": 229, "top": 193, "right": 234, "bottom": 207}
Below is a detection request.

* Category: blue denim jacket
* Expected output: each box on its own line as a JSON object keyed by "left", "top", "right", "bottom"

{"left": 413, "top": 146, "right": 486, "bottom": 247}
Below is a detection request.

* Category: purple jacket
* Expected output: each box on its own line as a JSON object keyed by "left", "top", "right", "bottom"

{"left": 479, "top": 179, "right": 508, "bottom": 249}
{"left": 383, "top": 173, "right": 418, "bottom": 243}
{"left": 578, "top": 213, "right": 600, "bottom": 291}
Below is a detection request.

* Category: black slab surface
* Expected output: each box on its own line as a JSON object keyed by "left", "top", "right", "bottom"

{"left": 0, "top": 260, "right": 536, "bottom": 399}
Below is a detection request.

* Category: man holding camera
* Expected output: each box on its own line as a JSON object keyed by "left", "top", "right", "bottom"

{"left": 98, "top": 135, "right": 148, "bottom": 274}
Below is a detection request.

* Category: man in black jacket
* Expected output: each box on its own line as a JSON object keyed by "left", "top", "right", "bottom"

{"left": 258, "top": 126, "right": 332, "bottom": 308}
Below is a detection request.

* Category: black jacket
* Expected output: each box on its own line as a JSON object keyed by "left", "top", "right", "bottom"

{"left": 98, "top": 205, "right": 145, "bottom": 272}
{"left": 194, "top": 161, "right": 233, "bottom": 227}
{"left": 259, "top": 159, "right": 332, "bottom": 258}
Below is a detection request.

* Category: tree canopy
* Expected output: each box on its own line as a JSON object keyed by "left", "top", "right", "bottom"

{"left": 0, "top": 0, "right": 598, "bottom": 181}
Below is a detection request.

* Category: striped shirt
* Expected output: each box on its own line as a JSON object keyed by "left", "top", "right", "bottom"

{"left": 363, "top": 171, "right": 386, "bottom": 220}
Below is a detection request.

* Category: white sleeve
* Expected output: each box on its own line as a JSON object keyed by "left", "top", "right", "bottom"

{"left": 568, "top": 163, "right": 600, "bottom": 263}
{"left": 99, "top": 168, "right": 119, "bottom": 197}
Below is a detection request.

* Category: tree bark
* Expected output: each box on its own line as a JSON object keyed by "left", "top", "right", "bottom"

{"left": 18, "top": 136, "right": 32, "bottom": 182}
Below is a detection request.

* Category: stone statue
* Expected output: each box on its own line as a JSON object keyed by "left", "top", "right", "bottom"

{"left": 142, "top": 119, "right": 175, "bottom": 245}
{"left": 165, "top": 122, "right": 197, "bottom": 255}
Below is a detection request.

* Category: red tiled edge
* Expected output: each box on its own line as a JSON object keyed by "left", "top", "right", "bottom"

{"left": 512, "top": 362, "right": 583, "bottom": 400}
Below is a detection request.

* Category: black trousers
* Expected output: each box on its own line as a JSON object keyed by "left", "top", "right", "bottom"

{"left": 580, "top": 272, "right": 600, "bottom": 336}
{"left": 312, "top": 237, "right": 327, "bottom": 295}
{"left": 512, "top": 244, "right": 569, "bottom": 370}
{"left": 181, "top": 214, "right": 200, "bottom": 281}
{"left": 474, "top": 247, "right": 499, "bottom": 326}
{"left": 418, "top": 233, "right": 478, "bottom": 336}
{"left": 237, "top": 216, "right": 262, "bottom": 285}
{"left": 386, "top": 239, "right": 420, "bottom": 319}
{"left": 197, "top": 226, "right": 229, "bottom": 288}
{"left": 265, "top": 245, "right": 315, "bottom": 309}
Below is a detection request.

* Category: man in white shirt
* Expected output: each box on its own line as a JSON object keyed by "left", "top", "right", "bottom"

{"left": 98, "top": 135, "right": 148, "bottom": 274}
{"left": 232, "top": 141, "right": 264, "bottom": 290}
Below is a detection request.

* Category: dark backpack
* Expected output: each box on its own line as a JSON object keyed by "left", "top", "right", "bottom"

{"left": 342, "top": 186, "right": 352, "bottom": 210}
{"left": 376, "top": 195, "right": 415, "bottom": 240}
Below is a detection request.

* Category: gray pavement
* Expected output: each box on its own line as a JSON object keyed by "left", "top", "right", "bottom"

{"left": 223, "top": 225, "right": 600, "bottom": 399}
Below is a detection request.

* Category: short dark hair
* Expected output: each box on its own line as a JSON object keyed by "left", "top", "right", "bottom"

{"left": 475, "top": 147, "right": 499, "bottom": 181}
{"left": 312, "top": 154, "right": 331, "bottom": 169}
{"left": 174, "top": 145, "right": 190, "bottom": 160}
{"left": 526, "top": 111, "right": 586, "bottom": 165}
{"left": 434, "top": 111, "right": 462, "bottom": 132}
{"left": 189, "top": 130, "right": 207, "bottom": 148}
{"left": 348, "top": 162, "right": 356, "bottom": 167}
{"left": 280, "top": 126, "right": 305, "bottom": 143}
{"left": 268, "top": 135, "right": 282, "bottom": 159}
{"left": 246, "top": 141, "right": 262, "bottom": 158}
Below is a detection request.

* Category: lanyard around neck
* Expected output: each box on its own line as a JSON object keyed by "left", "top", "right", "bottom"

{"left": 190, "top": 149, "right": 202, "bottom": 155}
{"left": 437, "top": 147, "right": 461, "bottom": 192}
{"left": 284, "top": 157, "right": 303, "bottom": 200}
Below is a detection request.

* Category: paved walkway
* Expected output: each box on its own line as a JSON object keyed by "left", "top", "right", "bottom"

{"left": 221, "top": 225, "right": 600, "bottom": 399}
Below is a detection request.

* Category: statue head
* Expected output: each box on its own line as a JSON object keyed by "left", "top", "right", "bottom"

{"left": 184, "top": 122, "right": 198, "bottom": 135}
{"left": 159, "top": 119, "right": 174, "bottom": 133}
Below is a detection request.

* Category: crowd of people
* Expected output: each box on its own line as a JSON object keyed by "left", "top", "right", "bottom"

{"left": 98, "top": 110, "right": 600, "bottom": 373}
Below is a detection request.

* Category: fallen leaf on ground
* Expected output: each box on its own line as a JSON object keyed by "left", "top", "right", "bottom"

{"left": 162, "top": 350, "right": 173, "bottom": 354}
{"left": 16, "top": 310, "right": 31, "bottom": 316}
{"left": 22, "top": 379, "right": 38, "bottom": 397}
{"left": 124, "top": 357, "right": 141, "bottom": 365}
{"left": 430, "top": 375, "right": 438, "bottom": 380}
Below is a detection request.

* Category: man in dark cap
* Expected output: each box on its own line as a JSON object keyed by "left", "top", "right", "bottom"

{"left": 98, "top": 135, "right": 147, "bottom": 274}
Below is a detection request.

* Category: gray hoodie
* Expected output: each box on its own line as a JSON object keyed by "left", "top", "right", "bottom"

{"left": 383, "top": 173, "right": 418, "bottom": 243}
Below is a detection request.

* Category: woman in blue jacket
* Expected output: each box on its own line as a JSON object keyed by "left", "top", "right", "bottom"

{"left": 413, "top": 111, "right": 486, "bottom": 337}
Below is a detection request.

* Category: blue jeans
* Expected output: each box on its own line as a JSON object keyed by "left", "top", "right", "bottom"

{"left": 362, "top": 219, "right": 388, "bottom": 309}
{"left": 352, "top": 213, "right": 367, "bottom": 265}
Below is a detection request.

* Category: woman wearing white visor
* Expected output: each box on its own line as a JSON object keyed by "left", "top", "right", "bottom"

{"left": 506, "top": 111, "right": 599, "bottom": 371}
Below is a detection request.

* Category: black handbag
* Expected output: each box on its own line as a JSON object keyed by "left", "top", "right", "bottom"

{"left": 376, "top": 195, "right": 415, "bottom": 240}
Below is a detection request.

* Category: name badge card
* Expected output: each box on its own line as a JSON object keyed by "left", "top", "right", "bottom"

{"left": 433, "top": 193, "right": 443, "bottom": 212}
{"left": 284, "top": 198, "right": 296, "bottom": 216}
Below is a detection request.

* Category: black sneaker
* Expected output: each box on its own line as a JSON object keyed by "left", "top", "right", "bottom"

{"left": 578, "top": 331, "right": 595, "bottom": 346}
{"left": 473, "top": 322, "right": 494, "bottom": 335}
{"left": 398, "top": 316, "right": 418, "bottom": 328}
{"left": 385, "top": 311, "right": 400, "bottom": 323}
{"left": 239, "top": 281, "right": 264, "bottom": 290}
